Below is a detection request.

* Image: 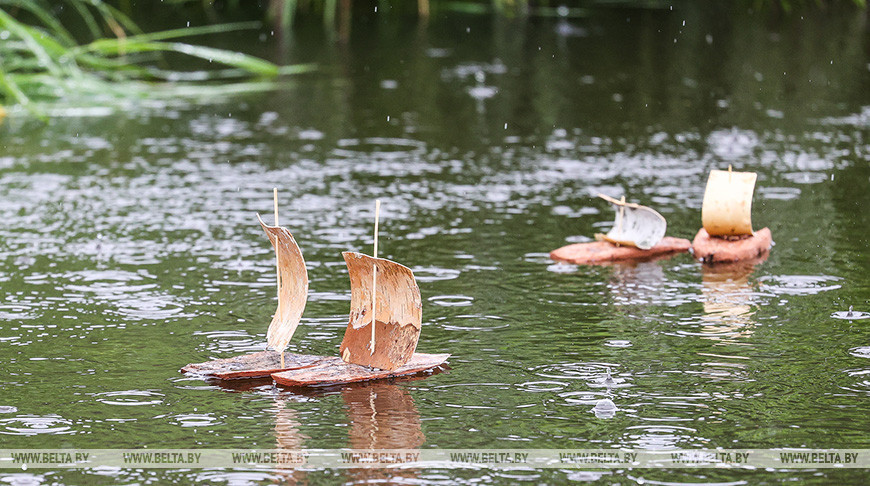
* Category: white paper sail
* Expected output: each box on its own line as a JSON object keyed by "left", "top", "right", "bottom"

{"left": 596, "top": 194, "right": 667, "bottom": 250}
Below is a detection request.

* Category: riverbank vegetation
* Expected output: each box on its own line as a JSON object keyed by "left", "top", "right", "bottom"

{"left": 0, "top": 0, "right": 865, "bottom": 118}
{"left": 0, "top": 0, "right": 307, "bottom": 118}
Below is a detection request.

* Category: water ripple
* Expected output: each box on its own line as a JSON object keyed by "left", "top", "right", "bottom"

{"left": 194, "top": 330, "right": 264, "bottom": 354}
{"left": 841, "top": 369, "right": 870, "bottom": 395}
{"left": 832, "top": 309, "right": 870, "bottom": 320}
{"left": 428, "top": 295, "right": 474, "bottom": 307}
{"left": 94, "top": 390, "right": 164, "bottom": 406}
{"left": 0, "top": 415, "right": 74, "bottom": 436}
{"left": 439, "top": 315, "right": 509, "bottom": 331}
{"left": 413, "top": 266, "right": 461, "bottom": 282}
{"left": 782, "top": 171, "right": 828, "bottom": 184}
{"left": 334, "top": 137, "right": 426, "bottom": 160}
{"left": 532, "top": 362, "right": 619, "bottom": 383}
{"left": 170, "top": 413, "right": 221, "bottom": 428}
{"left": 621, "top": 424, "right": 702, "bottom": 449}
{"left": 560, "top": 390, "right": 612, "bottom": 405}
{"left": 758, "top": 275, "right": 841, "bottom": 295}
{"left": 516, "top": 381, "right": 569, "bottom": 393}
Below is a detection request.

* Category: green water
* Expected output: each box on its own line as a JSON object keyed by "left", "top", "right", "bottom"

{"left": 1, "top": 3, "right": 870, "bottom": 484}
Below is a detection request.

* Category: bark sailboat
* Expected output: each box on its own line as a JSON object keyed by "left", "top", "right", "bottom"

{"left": 271, "top": 200, "right": 450, "bottom": 387}
{"left": 183, "top": 196, "right": 450, "bottom": 385}
{"left": 691, "top": 167, "right": 773, "bottom": 263}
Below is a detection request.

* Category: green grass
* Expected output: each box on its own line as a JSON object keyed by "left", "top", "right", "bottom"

{"left": 0, "top": 0, "right": 310, "bottom": 119}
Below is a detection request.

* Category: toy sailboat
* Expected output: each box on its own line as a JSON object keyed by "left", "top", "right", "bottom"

{"left": 692, "top": 166, "right": 773, "bottom": 263}
{"left": 183, "top": 196, "right": 449, "bottom": 385}
{"left": 272, "top": 200, "right": 449, "bottom": 386}
{"left": 550, "top": 194, "right": 690, "bottom": 265}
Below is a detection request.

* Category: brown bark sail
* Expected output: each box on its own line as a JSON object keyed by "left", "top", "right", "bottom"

{"left": 257, "top": 214, "right": 308, "bottom": 353}
{"left": 339, "top": 251, "right": 422, "bottom": 371}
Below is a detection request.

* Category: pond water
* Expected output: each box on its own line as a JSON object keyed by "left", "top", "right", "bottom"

{"left": 1, "top": 3, "right": 870, "bottom": 484}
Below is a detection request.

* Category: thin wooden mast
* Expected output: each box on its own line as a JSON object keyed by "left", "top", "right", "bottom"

{"left": 370, "top": 199, "right": 380, "bottom": 355}
{"left": 273, "top": 188, "right": 284, "bottom": 368}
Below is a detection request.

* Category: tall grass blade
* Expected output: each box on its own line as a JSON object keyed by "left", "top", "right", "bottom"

{"left": 0, "top": 0, "right": 77, "bottom": 45}
{"left": 85, "top": 40, "right": 279, "bottom": 76}
{"left": 0, "top": 10, "right": 63, "bottom": 76}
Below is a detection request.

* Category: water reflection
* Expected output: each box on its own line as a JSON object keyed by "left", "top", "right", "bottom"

{"left": 344, "top": 383, "right": 424, "bottom": 483}
{"left": 699, "top": 258, "right": 764, "bottom": 347}
{"left": 694, "top": 257, "right": 766, "bottom": 382}
{"left": 272, "top": 398, "right": 308, "bottom": 484}
{"left": 269, "top": 382, "right": 424, "bottom": 483}
{"left": 608, "top": 260, "right": 669, "bottom": 307}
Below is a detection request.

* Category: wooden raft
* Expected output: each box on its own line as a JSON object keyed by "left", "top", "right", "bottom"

{"left": 181, "top": 350, "right": 327, "bottom": 380}
{"left": 550, "top": 237, "right": 692, "bottom": 265}
{"left": 691, "top": 227, "right": 772, "bottom": 264}
{"left": 272, "top": 353, "right": 451, "bottom": 387}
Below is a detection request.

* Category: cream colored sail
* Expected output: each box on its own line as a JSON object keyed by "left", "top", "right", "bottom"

{"left": 701, "top": 168, "right": 756, "bottom": 236}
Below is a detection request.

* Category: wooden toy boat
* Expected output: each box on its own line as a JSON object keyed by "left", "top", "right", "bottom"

{"left": 550, "top": 194, "right": 691, "bottom": 264}
{"left": 183, "top": 197, "right": 450, "bottom": 385}
{"left": 691, "top": 167, "right": 773, "bottom": 263}
{"left": 273, "top": 200, "right": 449, "bottom": 386}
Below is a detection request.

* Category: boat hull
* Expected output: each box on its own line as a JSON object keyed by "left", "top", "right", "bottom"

{"left": 691, "top": 227, "right": 772, "bottom": 263}
{"left": 180, "top": 350, "right": 326, "bottom": 380}
{"left": 272, "top": 353, "right": 450, "bottom": 387}
{"left": 550, "top": 237, "right": 691, "bottom": 265}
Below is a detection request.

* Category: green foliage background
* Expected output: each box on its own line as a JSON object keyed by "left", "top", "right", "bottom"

{"left": 0, "top": 0, "right": 865, "bottom": 117}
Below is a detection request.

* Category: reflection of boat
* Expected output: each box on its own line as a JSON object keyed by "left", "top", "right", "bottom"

{"left": 268, "top": 381, "right": 424, "bottom": 482}
{"left": 692, "top": 167, "right": 773, "bottom": 263}
{"left": 606, "top": 260, "right": 668, "bottom": 306}
{"left": 344, "top": 383, "right": 424, "bottom": 483}
{"left": 550, "top": 194, "right": 690, "bottom": 265}
{"left": 344, "top": 383, "right": 425, "bottom": 449}
{"left": 695, "top": 255, "right": 767, "bottom": 381}
{"left": 699, "top": 259, "right": 763, "bottom": 345}
{"left": 272, "top": 399, "right": 309, "bottom": 480}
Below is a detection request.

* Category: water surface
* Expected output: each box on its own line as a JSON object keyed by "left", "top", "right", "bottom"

{"left": 1, "top": 3, "right": 869, "bottom": 484}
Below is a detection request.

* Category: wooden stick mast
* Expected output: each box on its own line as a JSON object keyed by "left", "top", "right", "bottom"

{"left": 273, "top": 188, "right": 284, "bottom": 369}
{"left": 370, "top": 200, "right": 381, "bottom": 355}
{"left": 617, "top": 195, "right": 625, "bottom": 237}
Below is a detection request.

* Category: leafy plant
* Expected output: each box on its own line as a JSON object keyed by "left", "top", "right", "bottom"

{"left": 0, "top": 0, "right": 309, "bottom": 118}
